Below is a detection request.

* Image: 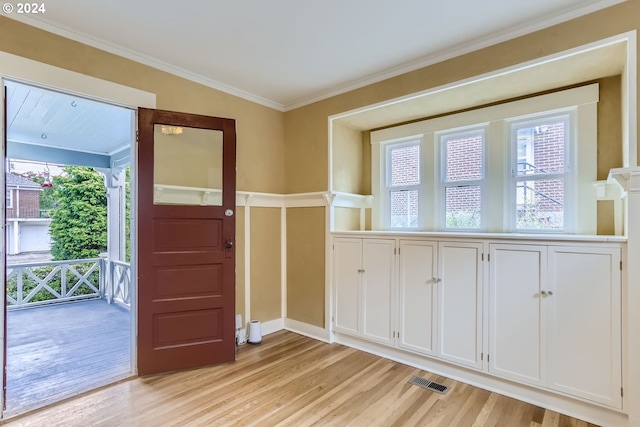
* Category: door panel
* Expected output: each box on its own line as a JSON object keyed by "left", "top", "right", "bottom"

{"left": 547, "top": 247, "right": 622, "bottom": 408}
{"left": 138, "top": 107, "right": 236, "bottom": 375}
{"left": 489, "top": 244, "right": 547, "bottom": 386}
{"left": 333, "top": 238, "right": 361, "bottom": 335}
{"left": 361, "top": 239, "right": 395, "bottom": 345}
{"left": 398, "top": 240, "right": 436, "bottom": 355}
{"left": 438, "top": 242, "right": 483, "bottom": 369}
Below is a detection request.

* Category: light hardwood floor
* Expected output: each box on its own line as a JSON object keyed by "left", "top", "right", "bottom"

{"left": 1, "top": 331, "right": 598, "bottom": 427}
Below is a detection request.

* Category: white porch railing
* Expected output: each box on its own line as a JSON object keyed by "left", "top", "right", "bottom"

{"left": 6, "top": 258, "right": 131, "bottom": 310}
{"left": 107, "top": 260, "right": 131, "bottom": 307}
{"left": 6, "top": 259, "right": 102, "bottom": 309}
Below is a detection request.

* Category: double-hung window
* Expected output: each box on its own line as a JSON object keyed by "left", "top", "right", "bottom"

{"left": 440, "top": 128, "right": 485, "bottom": 229}
{"left": 385, "top": 141, "right": 420, "bottom": 229}
{"left": 509, "top": 113, "right": 571, "bottom": 231}
{"left": 371, "top": 84, "right": 597, "bottom": 234}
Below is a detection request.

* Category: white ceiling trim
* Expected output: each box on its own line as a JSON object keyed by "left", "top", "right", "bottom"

{"left": 8, "top": 0, "right": 626, "bottom": 113}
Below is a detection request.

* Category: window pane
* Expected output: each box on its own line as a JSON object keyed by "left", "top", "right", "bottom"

{"left": 390, "top": 190, "right": 418, "bottom": 228}
{"left": 390, "top": 144, "right": 420, "bottom": 186}
{"left": 445, "top": 186, "right": 481, "bottom": 228}
{"left": 516, "top": 179, "right": 564, "bottom": 229}
{"left": 444, "top": 132, "right": 483, "bottom": 182}
{"left": 516, "top": 120, "right": 566, "bottom": 176}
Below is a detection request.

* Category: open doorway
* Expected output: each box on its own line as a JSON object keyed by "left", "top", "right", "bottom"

{"left": 3, "top": 80, "right": 135, "bottom": 415}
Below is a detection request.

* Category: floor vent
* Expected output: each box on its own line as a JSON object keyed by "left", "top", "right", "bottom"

{"left": 408, "top": 376, "right": 449, "bottom": 395}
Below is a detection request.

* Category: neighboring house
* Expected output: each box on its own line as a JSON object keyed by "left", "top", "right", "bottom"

{"left": 5, "top": 173, "right": 52, "bottom": 255}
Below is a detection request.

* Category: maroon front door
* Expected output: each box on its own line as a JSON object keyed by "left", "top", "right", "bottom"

{"left": 137, "top": 108, "right": 236, "bottom": 375}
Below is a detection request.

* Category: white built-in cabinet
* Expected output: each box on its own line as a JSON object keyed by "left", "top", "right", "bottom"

{"left": 490, "top": 243, "right": 622, "bottom": 408}
{"left": 398, "top": 240, "right": 482, "bottom": 369}
{"left": 333, "top": 237, "right": 395, "bottom": 345}
{"left": 332, "top": 233, "right": 624, "bottom": 410}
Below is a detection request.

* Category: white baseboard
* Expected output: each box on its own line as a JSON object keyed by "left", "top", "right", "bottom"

{"left": 259, "top": 318, "right": 284, "bottom": 336}
{"left": 284, "top": 318, "right": 331, "bottom": 343}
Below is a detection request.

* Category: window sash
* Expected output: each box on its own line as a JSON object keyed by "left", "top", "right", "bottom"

{"left": 384, "top": 140, "right": 421, "bottom": 229}
{"left": 439, "top": 127, "right": 486, "bottom": 230}
{"left": 509, "top": 114, "right": 571, "bottom": 232}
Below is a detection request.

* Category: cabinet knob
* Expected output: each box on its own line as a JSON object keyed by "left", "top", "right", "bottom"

{"left": 540, "top": 290, "right": 548, "bottom": 296}
{"left": 432, "top": 277, "right": 442, "bottom": 283}
{"left": 358, "top": 269, "right": 365, "bottom": 273}
{"left": 548, "top": 291, "right": 554, "bottom": 296}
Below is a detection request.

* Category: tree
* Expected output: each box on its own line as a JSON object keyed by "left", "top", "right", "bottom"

{"left": 49, "top": 166, "right": 107, "bottom": 260}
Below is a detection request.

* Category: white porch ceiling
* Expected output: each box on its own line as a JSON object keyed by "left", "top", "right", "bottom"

{"left": 7, "top": 0, "right": 626, "bottom": 111}
{"left": 5, "top": 80, "right": 133, "bottom": 168}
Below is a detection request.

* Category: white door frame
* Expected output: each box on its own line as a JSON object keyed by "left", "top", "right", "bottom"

{"left": 0, "top": 50, "right": 155, "bottom": 417}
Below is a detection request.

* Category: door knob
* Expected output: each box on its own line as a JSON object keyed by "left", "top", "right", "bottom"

{"left": 225, "top": 240, "right": 234, "bottom": 249}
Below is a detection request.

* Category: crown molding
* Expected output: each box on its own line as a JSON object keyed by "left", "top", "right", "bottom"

{"left": 5, "top": 15, "right": 286, "bottom": 112}
{"left": 7, "top": 0, "right": 626, "bottom": 113}
{"left": 283, "top": 0, "right": 627, "bottom": 111}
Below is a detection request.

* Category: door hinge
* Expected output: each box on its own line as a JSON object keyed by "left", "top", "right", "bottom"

{"left": 621, "top": 387, "right": 624, "bottom": 397}
{"left": 332, "top": 316, "right": 335, "bottom": 323}
{"left": 487, "top": 354, "right": 490, "bottom": 363}
{"left": 481, "top": 352, "right": 483, "bottom": 361}
{"left": 620, "top": 260, "right": 623, "bottom": 271}
{"left": 392, "top": 331, "right": 395, "bottom": 338}
{"left": 394, "top": 248, "right": 397, "bottom": 255}
{"left": 481, "top": 253, "right": 484, "bottom": 261}
{"left": 487, "top": 253, "right": 490, "bottom": 262}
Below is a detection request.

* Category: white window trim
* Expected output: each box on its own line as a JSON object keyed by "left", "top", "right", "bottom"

{"left": 371, "top": 83, "right": 599, "bottom": 234}
{"left": 6, "top": 189, "right": 12, "bottom": 209}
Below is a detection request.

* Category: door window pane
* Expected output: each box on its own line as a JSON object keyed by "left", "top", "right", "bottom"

{"left": 153, "top": 125, "right": 223, "bottom": 206}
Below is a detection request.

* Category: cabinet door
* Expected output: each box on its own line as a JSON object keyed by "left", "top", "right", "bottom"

{"left": 438, "top": 242, "right": 483, "bottom": 369}
{"left": 489, "top": 244, "right": 547, "bottom": 386}
{"left": 547, "top": 246, "right": 622, "bottom": 408}
{"left": 361, "top": 239, "right": 395, "bottom": 345}
{"left": 333, "top": 238, "right": 362, "bottom": 335}
{"left": 398, "top": 240, "right": 436, "bottom": 355}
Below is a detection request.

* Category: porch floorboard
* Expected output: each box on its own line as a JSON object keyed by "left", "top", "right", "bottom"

{"left": 6, "top": 299, "right": 131, "bottom": 416}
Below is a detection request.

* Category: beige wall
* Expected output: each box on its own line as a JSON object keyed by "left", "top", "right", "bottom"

{"left": 333, "top": 207, "right": 361, "bottom": 231}
{"left": 284, "top": 1, "right": 638, "bottom": 325}
{"left": 332, "top": 122, "right": 364, "bottom": 193}
{"left": 250, "top": 207, "right": 282, "bottom": 322}
{"left": 286, "top": 207, "right": 325, "bottom": 327}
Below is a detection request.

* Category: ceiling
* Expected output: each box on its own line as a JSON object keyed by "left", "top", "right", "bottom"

{"left": 7, "top": 0, "right": 626, "bottom": 111}
{"left": 5, "top": 80, "right": 133, "bottom": 169}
